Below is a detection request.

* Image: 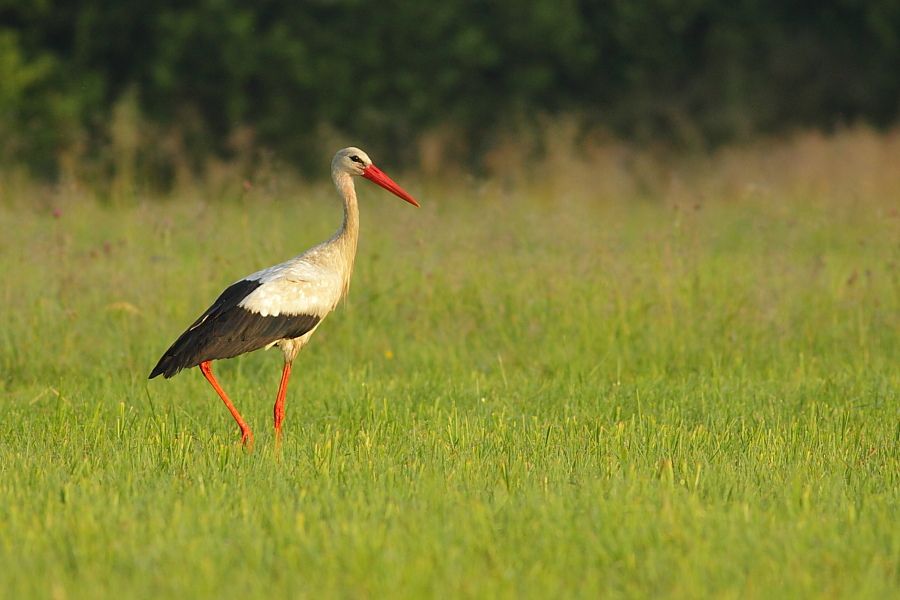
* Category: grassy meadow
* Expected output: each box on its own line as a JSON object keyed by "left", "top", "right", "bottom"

{"left": 0, "top": 128, "right": 898, "bottom": 598}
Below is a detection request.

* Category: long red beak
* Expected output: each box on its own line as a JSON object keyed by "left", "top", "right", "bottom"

{"left": 362, "top": 164, "right": 420, "bottom": 207}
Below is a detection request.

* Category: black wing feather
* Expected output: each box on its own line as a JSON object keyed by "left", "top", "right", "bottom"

{"left": 149, "top": 279, "right": 320, "bottom": 379}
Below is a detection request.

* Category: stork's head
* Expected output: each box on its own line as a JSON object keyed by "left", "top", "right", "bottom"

{"left": 332, "top": 147, "right": 419, "bottom": 207}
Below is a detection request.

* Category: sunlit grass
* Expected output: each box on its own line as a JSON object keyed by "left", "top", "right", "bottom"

{"left": 0, "top": 129, "right": 898, "bottom": 598}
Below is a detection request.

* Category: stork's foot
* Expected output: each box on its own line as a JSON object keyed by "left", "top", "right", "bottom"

{"left": 239, "top": 427, "right": 254, "bottom": 449}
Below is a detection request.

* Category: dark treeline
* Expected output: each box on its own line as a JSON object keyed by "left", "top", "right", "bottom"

{"left": 2, "top": 0, "right": 900, "bottom": 179}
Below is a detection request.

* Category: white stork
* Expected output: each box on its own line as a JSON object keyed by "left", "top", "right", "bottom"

{"left": 149, "top": 147, "right": 419, "bottom": 446}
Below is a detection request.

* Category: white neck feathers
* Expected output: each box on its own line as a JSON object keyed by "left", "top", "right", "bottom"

{"left": 330, "top": 169, "right": 360, "bottom": 294}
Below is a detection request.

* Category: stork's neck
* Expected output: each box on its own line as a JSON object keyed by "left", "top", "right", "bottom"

{"left": 331, "top": 169, "right": 360, "bottom": 280}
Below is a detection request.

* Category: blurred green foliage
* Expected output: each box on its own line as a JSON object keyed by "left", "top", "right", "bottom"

{"left": 2, "top": 0, "right": 900, "bottom": 177}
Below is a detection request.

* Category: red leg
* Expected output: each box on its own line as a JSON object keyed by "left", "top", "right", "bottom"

{"left": 199, "top": 361, "right": 253, "bottom": 447}
{"left": 273, "top": 361, "right": 293, "bottom": 443}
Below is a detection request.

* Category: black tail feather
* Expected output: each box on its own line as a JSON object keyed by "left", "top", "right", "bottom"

{"left": 148, "top": 355, "right": 181, "bottom": 379}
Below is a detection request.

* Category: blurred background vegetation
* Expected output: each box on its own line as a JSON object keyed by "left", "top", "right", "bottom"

{"left": 1, "top": 0, "right": 900, "bottom": 187}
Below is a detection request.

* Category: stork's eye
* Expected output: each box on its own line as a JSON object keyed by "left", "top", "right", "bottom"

{"left": 350, "top": 155, "right": 363, "bottom": 164}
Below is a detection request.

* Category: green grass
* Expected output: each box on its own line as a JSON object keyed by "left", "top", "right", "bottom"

{"left": 0, "top": 145, "right": 898, "bottom": 598}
